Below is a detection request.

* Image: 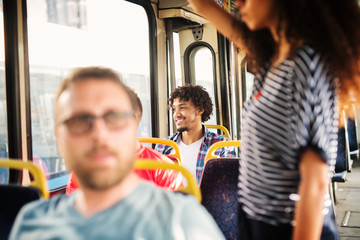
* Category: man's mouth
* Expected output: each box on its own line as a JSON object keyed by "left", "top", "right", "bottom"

{"left": 87, "top": 147, "right": 116, "bottom": 164}
{"left": 175, "top": 118, "right": 185, "bottom": 125}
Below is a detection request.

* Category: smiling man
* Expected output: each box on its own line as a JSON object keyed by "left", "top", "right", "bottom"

{"left": 155, "top": 84, "right": 236, "bottom": 183}
{"left": 9, "top": 67, "right": 225, "bottom": 240}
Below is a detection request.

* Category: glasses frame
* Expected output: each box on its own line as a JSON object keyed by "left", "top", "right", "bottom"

{"left": 59, "top": 111, "right": 135, "bottom": 135}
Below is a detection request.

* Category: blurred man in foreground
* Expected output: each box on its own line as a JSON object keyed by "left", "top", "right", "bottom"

{"left": 9, "top": 66, "right": 224, "bottom": 240}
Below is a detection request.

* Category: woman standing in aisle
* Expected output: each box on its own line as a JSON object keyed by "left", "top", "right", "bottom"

{"left": 188, "top": 0, "right": 360, "bottom": 239}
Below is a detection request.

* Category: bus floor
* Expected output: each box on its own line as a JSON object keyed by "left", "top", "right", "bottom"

{"left": 335, "top": 163, "right": 360, "bottom": 239}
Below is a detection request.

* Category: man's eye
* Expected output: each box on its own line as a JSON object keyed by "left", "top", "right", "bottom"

{"left": 104, "top": 112, "right": 121, "bottom": 121}
{"left": 76, "top": 115, "right": 93, "bottom": 122}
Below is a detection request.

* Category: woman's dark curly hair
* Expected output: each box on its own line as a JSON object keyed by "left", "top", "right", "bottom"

{"left": 234, "top": 0, "right": 360, "bottom": 109}
{"left": 169, "top": 84, "right": 213, "bottom": 122}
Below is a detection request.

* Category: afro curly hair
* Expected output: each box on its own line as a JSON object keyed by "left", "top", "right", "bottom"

{"left": 169, "top": 84, "right": 213, "bottom": 122}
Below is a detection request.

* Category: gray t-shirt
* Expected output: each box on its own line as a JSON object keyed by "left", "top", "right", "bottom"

{"left": 10, "top": 182, "right": 225, "bottom": 240}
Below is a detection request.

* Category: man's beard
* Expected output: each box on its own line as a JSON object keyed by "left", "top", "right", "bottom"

{"left": 73, "top": 144, "right": 135, "bottom": 191}
{"left": 177, "top": 127, "right": 189, "bottom": 133}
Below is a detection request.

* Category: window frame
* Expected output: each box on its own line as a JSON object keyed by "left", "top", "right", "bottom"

{"left": 2, "top": 0, "right": 158, "bottom": 189}
{"left": 183, "top": 41, "right": 219, "bottom": 124}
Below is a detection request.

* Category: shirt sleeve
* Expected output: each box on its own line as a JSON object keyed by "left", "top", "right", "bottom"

{"left": 292, "top": 52, "right": 338, "bottom": 166}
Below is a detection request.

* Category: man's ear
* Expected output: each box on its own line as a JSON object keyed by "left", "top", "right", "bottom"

{"left": 197, "top": 108, "right": 204, "bottom": 115}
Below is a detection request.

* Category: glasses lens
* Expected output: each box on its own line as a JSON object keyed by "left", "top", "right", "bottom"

{"left": 103, "top": 112, "right": 133, "bottom": 130}
{"left": 65, "top": 115, "right": 93, "bottom": 135}
{"left": 63, "top": 112, "right": 134, "bottom": 135}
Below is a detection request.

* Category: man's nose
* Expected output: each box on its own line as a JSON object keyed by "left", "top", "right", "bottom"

{"left": 173, "top": 109, "right": 180, "bottom": 118}
{"left": 90, "top": 118, "right": 110, "bottom": 141}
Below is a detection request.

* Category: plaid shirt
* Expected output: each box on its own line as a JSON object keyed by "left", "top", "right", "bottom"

{"left": 154, "top": 125, "right": 237, "bottom": 183}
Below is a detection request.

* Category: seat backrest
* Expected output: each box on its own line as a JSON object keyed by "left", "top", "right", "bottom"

{"left": 346, "top": 117, "right": 358, "bottom": 152}
{"left": 199, "top": 158, "right": 239, "bottom": 240}
{"left": 204, "top": 140, "right": 240, "bottom": 162}
{"left": 139, "top": 138, "right": 182, "bottom": 164}
{"left": 0, "top": 185, "right": 41, "bottom": 239}
{"left": 353, "top": 104, "right": 360, "bottom": 145}
{"left": 0, "top": 159, "right": 49, "bottom": 198}
{"left": 336, "top": 127, "right": 347, "bottom": 173}
{"left": 205, "top": 124, "right": 231, "bottom": 138}
{"left": 134, "top": 160, "right": 201, "bottom": 202}
{"left": 0, "top": 159, "right": 48, "bottom": 240}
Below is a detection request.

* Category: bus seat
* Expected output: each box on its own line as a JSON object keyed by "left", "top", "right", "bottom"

{"left": 134, "top": 160, "right": 201, "bottom": 202}
{"left": 199, "top": 158, "right": 239, "bottom": 240}
{"left": 204, "top": 124, "right": 231, "bottom": 138}
{"left": 346, "top": 118, "right": 359, "bottom": 162}
{"left": 200, "top": 141, "right": 240, "bottom": 239}
{"left": 343, "top": 114, "right": 354, "bottom": 172}
{"left": 335, "top": 128, "right": 348, "bottom": 175}
{"left": 332, "top": 128, "right": 348, "bottom": 204}
{"left": 204, "top": 140, "right": 241, "bottom": 162}
{"left": 353, "top": 104, "right": 360, "bottom": 146}
{"left": 0, "top": 159, "right": 49, "bottom": 240}
{"left": 139, "top": 138, "right": 182, "bottom": 164}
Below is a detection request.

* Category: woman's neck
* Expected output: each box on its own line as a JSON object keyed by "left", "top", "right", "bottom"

{"left": 273, "top": 40, "right": 292, "bottom": 67}
{"left": 270, "top": 26, "right": 292, "bottom": 66}
{"left": 270, "top": 25, "right": 303, "bottom": 67}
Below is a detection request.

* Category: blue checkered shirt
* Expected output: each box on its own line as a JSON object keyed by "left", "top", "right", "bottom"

{"left": 154, "top": 125, "right": 237, "bottom": 183}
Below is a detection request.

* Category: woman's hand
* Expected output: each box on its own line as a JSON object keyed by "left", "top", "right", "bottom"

{"left": 187, "top": 0, "right": 243, "bottom": 48}
{"left": 187, "top": 0, "right": 218, "bottom": 16}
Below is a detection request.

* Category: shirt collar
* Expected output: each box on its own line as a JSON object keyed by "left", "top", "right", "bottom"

{"left": 173, "top": 124, "right": 208, "bottom": 142}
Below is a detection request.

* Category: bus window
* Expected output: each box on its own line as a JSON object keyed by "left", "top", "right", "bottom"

{"left": 173, "top": 32, "right": 183, "bottom": 88}
{"left": 26, "top": 0, "right": 151, "bottom": 189}
{"left": 168, "top": 32, "right": 183, "bottom": 134}
{"left": 0, "top": 1, "right": 8, "bottom": 184}
{"left": 192, "top": 46, "right": 217, "bottom": 125}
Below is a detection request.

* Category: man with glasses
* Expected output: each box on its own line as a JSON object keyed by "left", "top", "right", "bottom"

{"left": 65, "top": 88, "right": 183, "bottom": 194}
{"left": 9, "top": 67, "right": 224, "bottom": 239}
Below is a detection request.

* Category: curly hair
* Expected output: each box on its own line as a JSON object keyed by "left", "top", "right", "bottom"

{"left": 234, "top": 0, "right": 360, "bottom": 109}
{"left": 169, "top": 84, "right": 213, "bottom": 122}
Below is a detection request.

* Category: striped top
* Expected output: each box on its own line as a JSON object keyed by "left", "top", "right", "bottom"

{"left": 238, "top": 44, "right": 338, "bottom": 226}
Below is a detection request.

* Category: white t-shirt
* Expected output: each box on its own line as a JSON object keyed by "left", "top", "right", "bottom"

{"left": 176, "top": 136, "right": 204, "bottom": 180}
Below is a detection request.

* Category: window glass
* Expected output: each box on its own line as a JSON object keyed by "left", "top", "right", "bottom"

{"left": 193, "top": 47, "right": 217, "bottom": 125}
{"left": 0, "top": 2, "right": 8, "bottom": 184}
{"left": 173, "top": 32, "right": 182, "bottom": 87}
{"left": 27, "top": 0, "right": 150, "bottom": 189}
{"left": 168, "top": 32, "right": 183, "bottom": 134}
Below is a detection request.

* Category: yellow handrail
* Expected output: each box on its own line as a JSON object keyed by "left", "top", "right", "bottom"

{"left": 139, "top": 138, "right": 182, "bottom": 165}
{"left": 205, "top": 124, "right": 231, "bottom": 138}
{"left": 204, "top": 140, "right": 241, "bottom": 163}
{"left": 0, "top": 159, "right": 49, "bottom": 199}
{"left": 134, "top": 160, "right": 201, "bottom": 202}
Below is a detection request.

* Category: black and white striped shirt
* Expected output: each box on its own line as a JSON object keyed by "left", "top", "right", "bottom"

{"left": 238, "top": 44, "right": 338, "bottom": 226}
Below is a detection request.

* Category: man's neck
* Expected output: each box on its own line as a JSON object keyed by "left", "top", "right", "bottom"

{"left": 75, "top": 172, "right": 140, "bottom": 217}
{"left": 181, "top": 123, "right": 204, "bottom": 145}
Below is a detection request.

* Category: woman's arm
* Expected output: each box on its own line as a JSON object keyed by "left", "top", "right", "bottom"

{"left": 187, "top": 0, "right": 244, "bottom": 48}
{"left": 293, "top": 149, "right": 329, "bottom": 240}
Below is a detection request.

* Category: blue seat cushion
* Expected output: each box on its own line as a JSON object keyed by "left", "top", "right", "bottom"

{"left": 200, "top": 158, "right": 239, "bottom": 240}
{"left": 0, "top": 185, "right": 40, "bottom": 240}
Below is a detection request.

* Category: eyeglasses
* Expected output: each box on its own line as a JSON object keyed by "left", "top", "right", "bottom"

{"left": 60, "top": 111, "right": 135, "bottom": 135}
